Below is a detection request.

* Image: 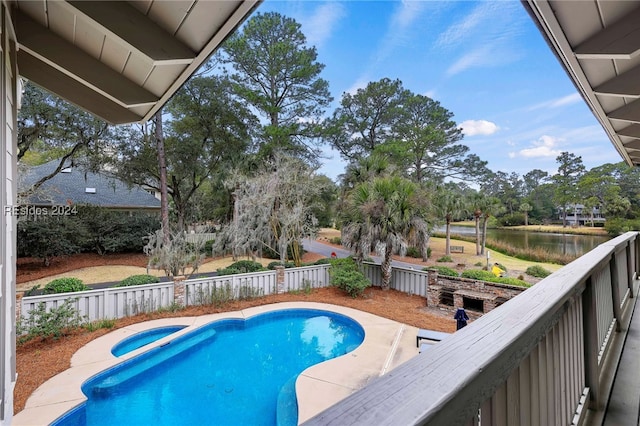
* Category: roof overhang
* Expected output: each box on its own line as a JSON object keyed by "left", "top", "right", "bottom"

{"left": 12, "top": 0, "right": 261, "bottom": 124}
{"left": 523, "top": 0, "right": 640, "bottom": 166}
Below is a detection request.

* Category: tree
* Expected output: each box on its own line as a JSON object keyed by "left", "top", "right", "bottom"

{"left": 522, "top": 169, "right": 549, "bottom": 197}
{"left": 223, "top": 12, "right": 332, "bottom": 162}
{"left": 326, "top": 78, "right": 409, "bottom": 161}
{"left": 468, "top": 192, "right": 488, "bottom": 255}
{"left": 480, "top": 197, "right": 504, "bottom": 255}
{"left": 218, "top": 155, "right": 322, "bottom": 266}
{"left": 519, "top": 202, "right": 532, "bottom": 226}
{"left": 113, "top": 76, "right": 254, "bottom": 231}
{"left": 382, "top": 94, "right": 483, "bottom": 183}
{"left": 17, "top": 82, "right": 122, "bottom": 192}
{"left": 341, "top": 176, "right": 430, "bottom": 289}
{"left": 433, "top": 187, "right": 467, "bottom": 256}
{"left": 552, "top": 152, "right": 585, "bottom": 227}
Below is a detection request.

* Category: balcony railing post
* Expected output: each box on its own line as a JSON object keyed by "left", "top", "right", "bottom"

{"left": 628, "top": 239, "right": 636, "bottom": 299}
{"left": 582, "top": 276, "right": 601, "bottom": 410}
{"left": 610, "top": 254, "right": 622, "bottom": 332}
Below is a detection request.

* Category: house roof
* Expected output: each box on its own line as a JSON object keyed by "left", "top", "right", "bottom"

{"left": 13, "top": 0, "right": 260, "bottom": 125}
{"left": 523, "top": 0, "right": 640, "bottom": 167}
{"left": 20, "top": 160, "right": 161, "bottom": 209}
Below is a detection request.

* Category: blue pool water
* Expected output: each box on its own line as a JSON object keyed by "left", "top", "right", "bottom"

{"left": 53, "top": 309, "right": 364, "bottom": 426}
{"left": 111, "top": 326, "right": 186, "bottom": 357}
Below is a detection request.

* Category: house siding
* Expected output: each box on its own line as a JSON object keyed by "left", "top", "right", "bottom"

{"left": 0, "top": 3, "right": 17, "bottom": 423}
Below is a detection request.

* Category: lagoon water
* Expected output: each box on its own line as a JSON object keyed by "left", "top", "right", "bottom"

{"left": 444, "top": 225, "right": 611, "bottom": 258}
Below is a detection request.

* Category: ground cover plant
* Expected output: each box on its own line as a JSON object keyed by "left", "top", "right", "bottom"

{"left": 461, "top": 269, "right": 530, "bottom": 287}
{"left": 525, "top": 265, "right": 552, "bottom": 278}
{"left": 424, "top": 266, "right": 458, "bottom": 277}
{"left": 43, "top": 278, "right": 89, "bottom": 294}
{"left": 115, "top": 274, "right": 160, "bottom": 287}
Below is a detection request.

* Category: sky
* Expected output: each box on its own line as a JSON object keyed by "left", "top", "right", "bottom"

{"left": 256, "top": 0, "right": 622, "bottom": 182}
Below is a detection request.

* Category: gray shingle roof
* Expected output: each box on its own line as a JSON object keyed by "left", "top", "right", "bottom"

{"left": 20, "top": 159, "right": 161, "bottom": 209}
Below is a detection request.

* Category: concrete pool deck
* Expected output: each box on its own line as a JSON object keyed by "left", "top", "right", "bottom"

{"left": 13, "top": 302, "right": 422, "bottom": 425}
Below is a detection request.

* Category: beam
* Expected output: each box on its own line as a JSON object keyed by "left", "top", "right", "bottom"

{"left": 67, "top": 1, "right": 195, "bottom": 65}
{"left": 608, "top": 99, "right": 640, "bottom": 124}
{"left": 15, "top": 10, "right": 158, "bottom": 108}
{"left": 595, "top": 66, "right": 640, "bottom": 98}
{"left": 575, "top": 7, "right": 640, "bottom": 59}
{"left": 619, "top": 124, "right": 640, "bottom": 139}
{"left": 622, "top": 140, "right": 640, "bottom": 151}
{"left": 18, "top": 50, "right": 142, "bottom": 124}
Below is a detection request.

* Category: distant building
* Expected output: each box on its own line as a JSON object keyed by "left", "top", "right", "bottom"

{"left": 19, "top": 159, "right": 161, "bottom": 215}
{"left": 558, "top": 203, "right": 605, "bottom": 226}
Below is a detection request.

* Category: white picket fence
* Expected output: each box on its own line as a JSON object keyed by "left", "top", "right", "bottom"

{"left": 19, "top": 262, "right": 428, "bottom": 323}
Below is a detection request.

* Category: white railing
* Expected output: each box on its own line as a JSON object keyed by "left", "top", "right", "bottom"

{"left": 184, "top": 270, "right": 278, "bottom": 306}
{"left": 21, "top": 281, "right": 175, "bottom": 322}
{"left": 363, "top": 262, "right": 429, "bottom": 297}
{"left": 303, "top": 232, "right": 640, "bottom": 426}
{"left": 284, "top": 264, "right": 330, "bottom": 292}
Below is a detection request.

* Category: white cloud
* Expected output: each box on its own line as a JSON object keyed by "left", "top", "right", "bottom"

{"left": 512, "top": 135, "right": 563, "bottom": 158}
{"left": 446, "top": 46, "right": 492, "bottom": 76}
{"left": 460, "top": 119, "right": 499, "bottom": 136}
{"left": 423, "top": 89, "right": 437, "bottom": 98}
{"left": 301, "top": 3, "right": 346, "bottom": 48}
{"left": 435, "top": 2, "right": 494, "bottom": 49}
{"left": 344, "top": 78, "right": 368, "bottom": 95}
{"left": 528, "top": 93, "right": 582, "bottom": 111}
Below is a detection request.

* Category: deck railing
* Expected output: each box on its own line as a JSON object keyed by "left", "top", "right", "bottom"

{"left": 304, "top": 232, "right": 639, "bottom": 426}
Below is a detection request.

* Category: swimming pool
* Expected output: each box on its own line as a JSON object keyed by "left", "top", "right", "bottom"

{"left": 52, "top": 309, "right": 365, "bottom": 426}
{"left": 111, "top": 325, "right": 186, "bottom": 357}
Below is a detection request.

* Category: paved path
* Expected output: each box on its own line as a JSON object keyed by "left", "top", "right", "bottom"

{"left": 302, "top": 239, "right": 425, "bottom": 271}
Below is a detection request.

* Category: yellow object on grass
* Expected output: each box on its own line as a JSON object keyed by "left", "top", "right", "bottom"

{"left": 492, "top": 264, "right": 505, "bottom": 277}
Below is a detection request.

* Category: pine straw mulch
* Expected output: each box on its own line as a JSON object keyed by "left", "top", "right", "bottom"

{"left": 15, "top": 286, "right": 457, "bottom": 415}
{"left": 16, "top": 253, "right": 149, "bottom": 284}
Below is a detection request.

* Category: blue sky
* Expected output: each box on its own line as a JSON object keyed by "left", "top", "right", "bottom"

{"left": 258, "top": 0, "right": 622, "bottom": 181}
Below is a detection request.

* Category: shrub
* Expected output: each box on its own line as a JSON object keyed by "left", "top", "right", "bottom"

{"left": 204, "top": 239, "right": 215, "bottom": 255}
{"left": 461, "top": 270, "right": 529, "bottom": 287}
{"left": 227, "top": 260, "right": 265, "bottom": 273}
{"left": 84, "top": 319, "right": 116, "bottom": 332}
{"left": 525, "top": 265, "right": 552, "bottom": 278}
{"left": 17, "top": 217, "right": 82, "bottom": 265}
{"left": 43, "top": 278, "right": 89, "bottom": 294}
{"left": 144, "top": 230, "right": 204, "bottom": 277}
{"left": 474, "top": 261, "right": 483, "bottom": 267}
{"left": 216, "top": 267, "right": 241, "bottom": 276}
{"left": 329, "top": 257, "right": 370, "bottom": 298}
{"left": 17, "top": 299, "right": 85, "bottom": 342}
{"left": 115, "top": 274, "right": 160, "bottom": 287}
{"left": 424, "top": 266, "right": 458, "bottom": 277}
{"left": 329, "top": 237, "right": 342, "bottom": 245}
{"left": 405, "top": 247, "right": 420, "bottom": 258}
{"left": 261, "top": 243, "right": 306, "bottom": 260}
{"left": 437, "top": 255, "right": 453, "bottom": 263}
{"left": 267, "top": 261, "right": 295, "bottom": 269}
{"left": 497, "top": 213, "right": 525, "bottom": 226}
{"left": 313, "top": 258, "right": 332, "bottom": 265}
{"left": 461, "top": 270, "right": 496, "bottom": 281}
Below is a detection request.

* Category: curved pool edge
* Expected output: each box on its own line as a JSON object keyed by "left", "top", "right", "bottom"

{"left": 13, "top": 302, "right": 421, "bottom": 426}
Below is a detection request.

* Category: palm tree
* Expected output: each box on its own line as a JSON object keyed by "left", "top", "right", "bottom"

{"left": 468, "top": 193, "right": 486, "bottom": 256}
{"left": 480, "top": 197, "right": 505, "bottom": 255}
{"left": 433, "top": 189, "right": 466, "bottom": 256}
{"left": 341, "top": 176, "right": 429, "bottom": 290}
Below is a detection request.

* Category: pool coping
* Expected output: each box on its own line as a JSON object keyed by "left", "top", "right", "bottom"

{"left": 13, "top": 302, "right": 421, "bottom": 425}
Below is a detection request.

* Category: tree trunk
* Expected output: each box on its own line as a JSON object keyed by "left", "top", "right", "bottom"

{"left": 524, "top": 211, "right": 529, "bottom": 226}
{"left": 445, "top": 217, "right": 451, "bottom": 256}
{"left": 474, "top": 215, "right": 480, "bottom": 256}
{"left": 381, "top": 243, "right": 393, "bottom": 290}
{"left": 155, "top": 110, "right": 170, "bottom": 245}
{"left": 481, "top": 216, "right": 488, "bottom": 255}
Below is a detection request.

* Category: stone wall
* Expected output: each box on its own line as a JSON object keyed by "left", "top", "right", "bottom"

{"left": 427, "top": 272, "right": 526, "bottom": 313}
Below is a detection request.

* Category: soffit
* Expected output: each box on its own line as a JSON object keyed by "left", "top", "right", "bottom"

{"left": 12, "top": 0, "right": 260, "bottom": 124}
{"left": 523, "top": 0, "right": 640, "bottom": 166}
